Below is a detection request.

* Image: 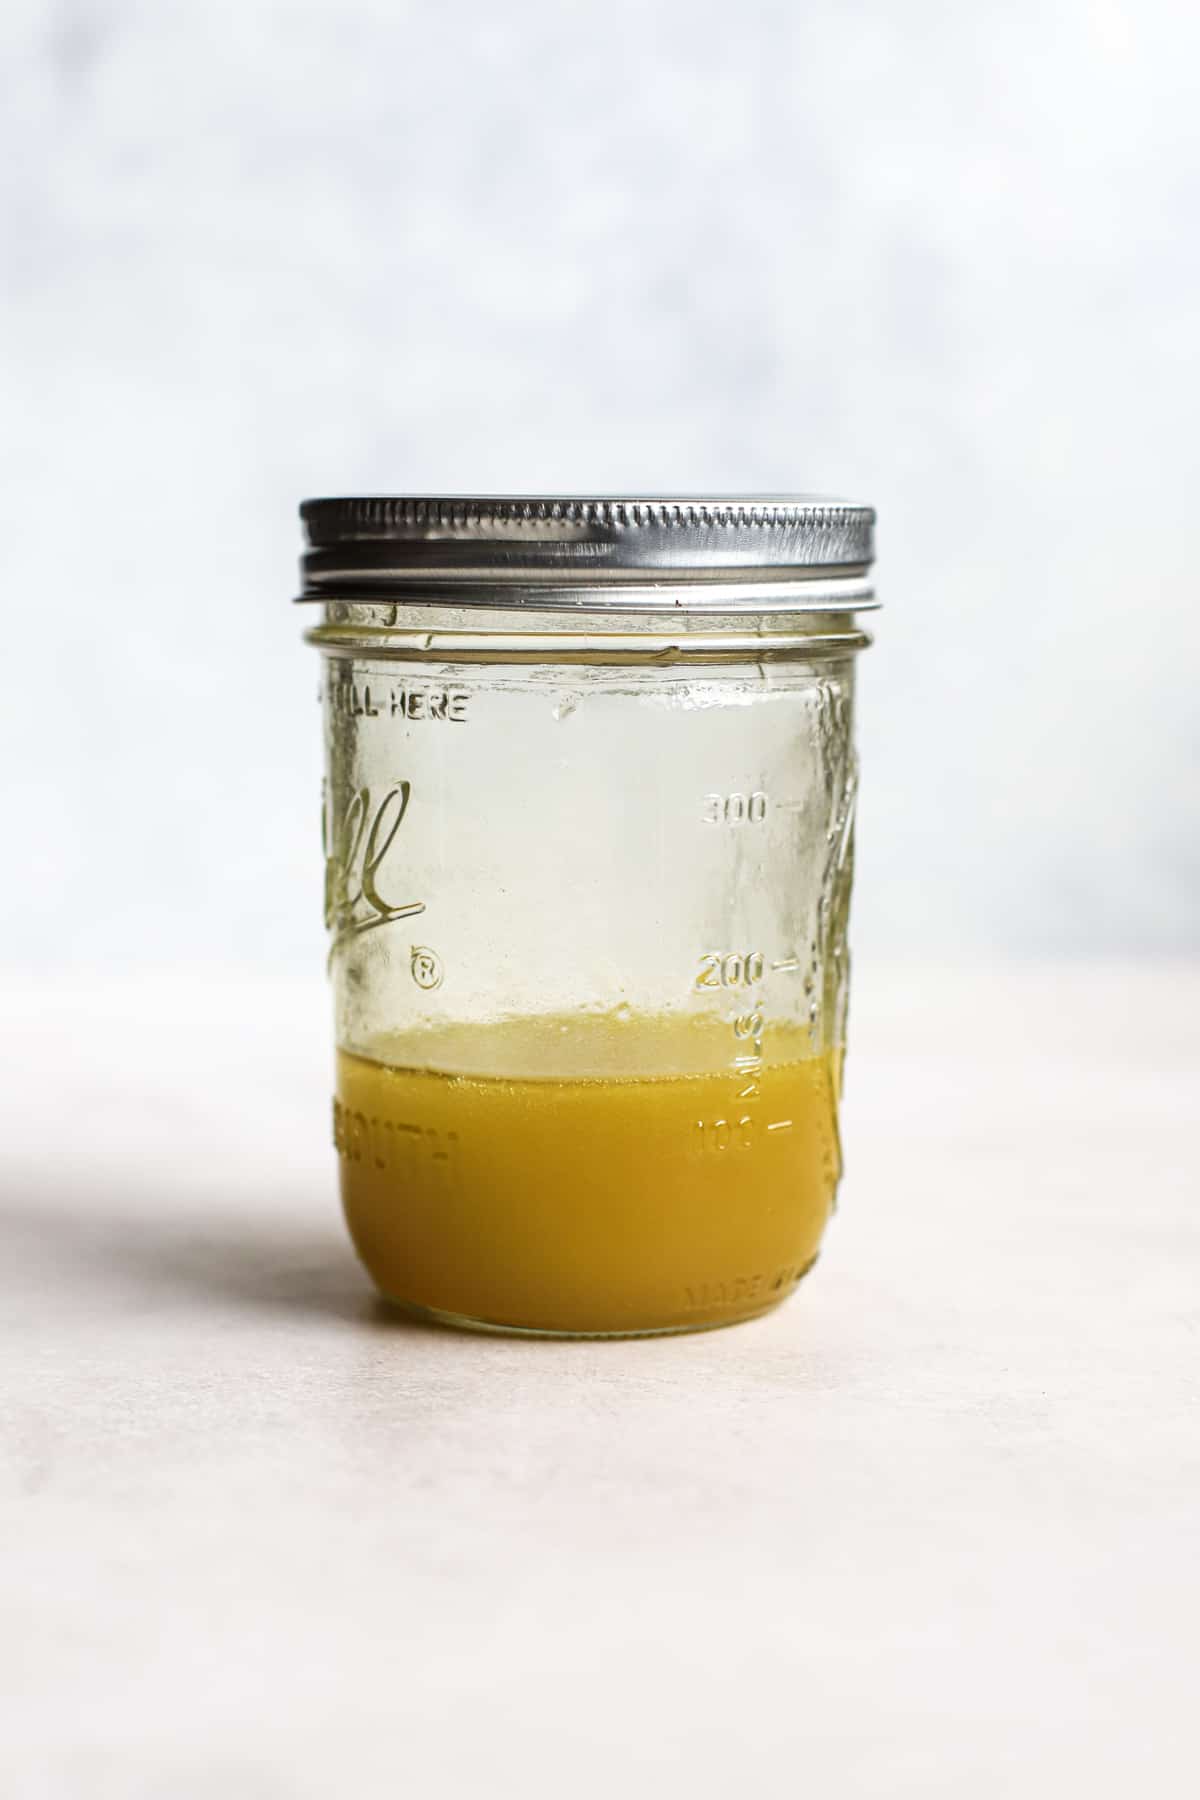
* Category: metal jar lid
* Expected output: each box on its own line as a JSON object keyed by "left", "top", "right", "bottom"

{"left": 297, "top": 494, "right": 876, "bottom": 613}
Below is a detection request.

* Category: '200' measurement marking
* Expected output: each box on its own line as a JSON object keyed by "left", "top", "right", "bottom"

{"left": 695, "top": 950, "right": 765, "bottom": 990}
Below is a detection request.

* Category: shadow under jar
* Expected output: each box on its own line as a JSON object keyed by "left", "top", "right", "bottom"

{"left": 297, "top": 495, "right": 878, "bottom": 1337}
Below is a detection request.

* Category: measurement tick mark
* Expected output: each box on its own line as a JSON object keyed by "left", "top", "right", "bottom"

{"left": 771, "top": 957, "right": 802, "bottom": 972}
{"left": 774, "top": 800, "right": 806, "bottom": 812}
{"left": 766, "top": 1120, "right": 794, "bottom": 1132}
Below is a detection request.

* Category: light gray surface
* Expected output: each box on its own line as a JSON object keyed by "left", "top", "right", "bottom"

{"left": 4, "top": 0, "right": 1200, "bottom": 966}
{"left": 3, "top": 962, "right": 1197, "bottom": 1797}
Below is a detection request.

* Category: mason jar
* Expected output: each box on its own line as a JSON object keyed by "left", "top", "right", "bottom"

{"left": 297, "top": 495, "right": 877, "bottom": 1337}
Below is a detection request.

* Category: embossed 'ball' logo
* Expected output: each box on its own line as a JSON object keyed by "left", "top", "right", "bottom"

{"left": 323, "top": 779, "right": 426, "bottom": 954}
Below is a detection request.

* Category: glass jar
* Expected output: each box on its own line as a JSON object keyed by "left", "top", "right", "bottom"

{"left": 297, "top": 496, "right": 877, "bottom": 1337}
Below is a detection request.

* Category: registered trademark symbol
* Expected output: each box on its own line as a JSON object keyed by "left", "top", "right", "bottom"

{"left": 410, "top": 946, "right": 444, "bottom": 990}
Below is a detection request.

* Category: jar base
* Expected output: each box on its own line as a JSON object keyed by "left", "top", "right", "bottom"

{"left": 375, "top": 1254, "right": 820, "bottom": 1340}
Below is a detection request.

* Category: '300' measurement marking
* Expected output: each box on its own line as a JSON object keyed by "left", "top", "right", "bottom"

{"left": 702, "top": 791, "right": 768, "bottom": 825}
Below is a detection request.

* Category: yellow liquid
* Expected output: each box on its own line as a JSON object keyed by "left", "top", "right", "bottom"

{"left": 334, "top": 1014, "right": 842, "bottom": 1336}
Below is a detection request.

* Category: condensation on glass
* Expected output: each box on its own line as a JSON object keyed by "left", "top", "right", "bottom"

{"left": 296, "top": 495, "right": 878, "bottom": 1337}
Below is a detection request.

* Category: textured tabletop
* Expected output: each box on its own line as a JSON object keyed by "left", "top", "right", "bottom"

{"left": 3, "top": 963, "right": 1197, "bottom": 1798}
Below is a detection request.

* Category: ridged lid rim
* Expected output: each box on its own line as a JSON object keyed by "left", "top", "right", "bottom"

{"left": 297, "top": 493, "right": 876, "bottom": 610}
{"left": 302, "top": 493, "right": 873, "bottom": 539}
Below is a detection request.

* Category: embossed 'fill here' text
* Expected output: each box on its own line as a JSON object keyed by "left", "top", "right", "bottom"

{"left": 332, "top": 679, "right": 470, "bottom": 723}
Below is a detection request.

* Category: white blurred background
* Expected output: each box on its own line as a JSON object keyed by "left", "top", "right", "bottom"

{"left": 5, "top": 13, "right": 1200, "bottom": 1794}
{"left": 4, "top": 0, "right": 1198, "bottom": 972}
